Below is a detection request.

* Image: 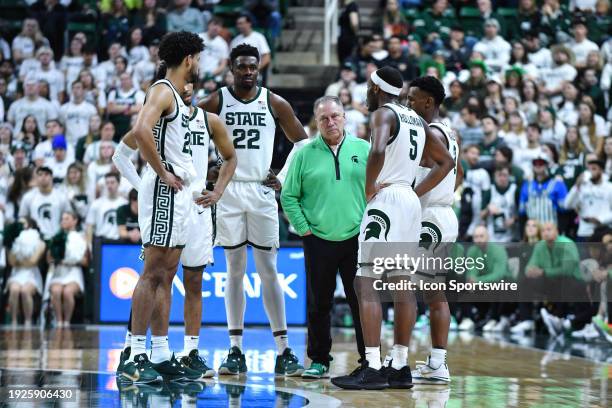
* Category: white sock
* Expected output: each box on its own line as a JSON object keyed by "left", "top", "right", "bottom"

{"left": 230, "top": 335, "right": 243, "bottom": 351}
{"left": 390, "top": 344, "right": 408, "bottom": 369}
{"left": 274, "top": 334, "right": 289, "bottom": 354}
{"left": 429, "top": 348, "right": 447, "bottom": 369}
{"left": 124, "top": 331, "right": 132, "bottom": 350}
{"left": 150, "top": 335, "right": 171, "bottom": 363}
{"left": 131, "top": 335, "right": 147, "bottom": 361}
{"left": 184, "top": 335, "right": 199, "bottom": 354}
{"left": 365, "top": 347, "right": 381, "bottom": 370}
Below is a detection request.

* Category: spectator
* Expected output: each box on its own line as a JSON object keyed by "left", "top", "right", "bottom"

{"left": 587, "top": 0, "right": 611, "bottom": 45}
{"left": 541, "top": 46, "right": 578, "bottom": 96}
{"left": 568, "top": 19, "right": 599, "bottom": 69}
{"left": 458, "top": 105, "right": 484, "bottom": 147}
{"left": 98, "top": 42, "right": 125, "bottom": 88}
{"left": 33, "top": 121, "right": 75, "bottom": 167}
{"left": 515, "top": 123, "right": 544, "bottom": 176}
{"left": 565, "top": 159, "right": 612, "bottom": 241}
{"left": 230, "top": 15, "right": 272, "bottom": 73}
{"left": 243, "top": 0, "right": 282, "bottom": 44}
{"left": 167, "top": 0, "right": 205, "bottom": 34}
{"left": 101, "top": 0, "right": 130, "bottom": 52}
{"left": 519, "top": 154, "right": 568, "bottom": 225}
{"left": 337, "top": 0, "right": 360, "bottom": 64}
{"left": 443, "top": 80, "right": 465, "bottom": 120}
{"left": 471, "top": 0, "right": 506, "bottom": 39}
{"left": 579, "top": 68, "right": 606, "bottom": 118}
{"left": 5, "top": 168, "right": 34, "bottom": 223}
{"left": 127, "top": 27, "right": 149, "bottom": 67}
{"left": 512, "top": 0, "right": 541, "bottom": 42}
{"left": 540, "top": 0, "right": 571, "bottom": 43}
{"left": 380, "top": 0, "right": 409, "bottom": 39}
{"left": 117, "top": 188, "right": 140, "bottom": 243}
{"left": 325, "top": 63, "right": 357, "bottom": 97}
{"left": 577, "top": 100, "right": 608, "bottom": 153}
{"left": 350, "top": 62, "right": 377, "bottom": 115}
{"left": 11, "top": 18, "right": 49, "bottom": 65}
{"left": 556, "top": 81, "right": 580, "bottom": 126}
{"left": 60, "top": 36, "right": 85, "bottom": 88}
{"left": 338, "top": 88, "right": 366, "bottom": 137}
{"left": 6, "top": 218, "right": 46, "bottom": 327}
{"left": 86, "top": 141, "right": 115, "bottom": 201}
{"left": 483, "top": 165, "right": 518, "bottom": 242}
{"left": 29, "top": 0, "right": 67, "bottom": 60}
{"left": 106, "top": 56, "right": 130, "bottom": 92}
{"left": 380, "top": 35, "right": 418, "bottom": 81}
{"left": 44, "top": 135, "right": 73, "bottom": 185}
{"left": 61, "top": 162, "right": 88, "bottom": 220}
{"left": 15, "top": 115, "right": 41, "bottom": 156}
{"left": 499, "top": 111, "right": 527, "bottom": 150}
{"left": 80, "top": 45, "right": 106, "bottom": 92}
{"left": 18, "top": 166, "right": 71, "bottom": 241}
{"left": 479, "top": 115, "right": 503, "bottom": 162}
{"left": 520, "top": 79, "right": 540, "bottom": 123}
{"left": 86, "top": 172, "right": 127, "bottom": 246}
{"left": 417, "top": 0, "right": 456, "bottom": 52}
{"left": 539, "top": 109, "right": 566, "bottom": 149}
{"left": 524, "top": 31, "right": 553, "bottom": 71}
{"left": 444, "top": 26, "right": 471, "bottom": 73}
{"left": 22, "top": 47, "right": 66, "bottom": 104}
{"left": 59, "top": 80, "right": 98, "bottom": 146}
{"left": 78, "top": 70, "right": 107, "bottom": 114}
{"left": 198, "top": 17, "right": 229, "bottom": 82}
{"left": 460, "top": 145, "right": 492, "bottom": 240}
{"left": 107, "top": 73, "right": 144, "bottom": 140}
{"left": 464, "top": 59, "right": 488, "bottom": 97}
{"left": 83, "top": 121, "right": 117, "bottom": 165}
{"left": 483, "top": 79, "right": 504, "bottom": 121}
{"left": 46, "top": 211, "right": 88, "bottom": 327}
{"left": 7, "top": 78, "right": 59, "bottom": 135}
{"left": 75, "top": 115, "right": 101, "bottom": 162}
{"left": 132, "top": 0, "right": 167, "bottom": 45}
{"left": 600, "top": 136, "right": 612, "bottom": 178}
{"left": 473, "top": 19, "right": 512, "bottom": 75}
{"left": 558, "top": 126, "right": 586, "bottom": 189}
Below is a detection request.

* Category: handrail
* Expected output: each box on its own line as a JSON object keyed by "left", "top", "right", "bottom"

{"left": 323, "top": 0, "right": 338, "bottom": 65}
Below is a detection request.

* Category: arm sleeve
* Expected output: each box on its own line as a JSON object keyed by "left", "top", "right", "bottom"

{"left": 279, "top": 150, "right": 310, "bottom": 236}
{"left": 112, "top": 141, "right": 141, "bottom": 191}
{"left": 564, "top": 184, "right": 579, "bottom": 210}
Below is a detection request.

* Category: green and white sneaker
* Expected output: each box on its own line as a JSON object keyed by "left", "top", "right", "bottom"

{"left": 411, "top": 357, "right": 450, "bottom": 385}
{"left": 218, "top": 346, "right": 248, "bottom": 375}
{"left": 275, "top": 348, "right": 304, "bottom": 377}
{"left": 301, "top": 362, "right": 329, "bottom": 379}
{"left": 119, "top": 353, "right": 163, "bottom": 384}
{"left": 180, "top": 350, "right": 216, "bottom": 378}
{"left": 115, "top": 347, "right": 131, "bottom": 377}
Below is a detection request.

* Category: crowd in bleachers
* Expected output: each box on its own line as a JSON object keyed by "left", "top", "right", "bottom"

{"left": 0, "top": 0, "right": 276, "bottom": 327}
{"left": 319, "top": 0, "right": 611, "bottom": 343}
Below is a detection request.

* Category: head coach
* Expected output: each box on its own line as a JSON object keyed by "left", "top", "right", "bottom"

{"left": 280, "top": 95, "right": 370, "bottom": 378}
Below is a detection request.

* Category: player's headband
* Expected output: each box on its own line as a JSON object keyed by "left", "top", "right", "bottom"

{"left": 371, "top": 71, "right": 402, "bottom": 96}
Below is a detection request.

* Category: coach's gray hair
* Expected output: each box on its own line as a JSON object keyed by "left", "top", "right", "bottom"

{"left": 313, "top": 95, "right": 343, "bottom": 115}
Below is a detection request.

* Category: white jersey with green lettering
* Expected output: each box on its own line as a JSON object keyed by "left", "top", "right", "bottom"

{"left": 376, "top": 102, "right": 426, "bottom": 187}
{"left": 148, "top": 79, "right": 196, "bottom": 182}
{"left": 416, "top": 121, "right": 459, "bottom": 207}
{"left": 218, "top": 86, "right": 276, "bottom": 181}
{"left": 187, "top": 106, "right": 211, "bottom": 182}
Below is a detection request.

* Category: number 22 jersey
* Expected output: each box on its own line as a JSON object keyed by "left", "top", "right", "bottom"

{"left": 217, "top": 86, "right": 276, "bottom": 182}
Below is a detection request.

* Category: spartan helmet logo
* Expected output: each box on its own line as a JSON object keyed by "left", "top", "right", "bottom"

{"left": 364, "top": 209, "right": 391, "bottom": 241}
{"left": 419, "top": 221, "right": 442, "bottom": 252}
{"left": 103, "top": 209, "right": 117, "bottom": 226}
{"left": 37, "top": 203, "right": 52, "bottom": 220}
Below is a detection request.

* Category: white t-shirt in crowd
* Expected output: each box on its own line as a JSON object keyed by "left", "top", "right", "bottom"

{"left": 44, "top": 156, "right": 74, "bottom": 184}
{"left": 59, "top": 100, "right": 98, "bottom": 145}
{"left": 83, "top": 140, "right": 118, "bottom": 165}
{"left": 568, "top": 39, "right": 599, "bottom": 66}
{"left": 86, "top": 195, "right": 127, "bottom": 240}
{"left": 199, "top": 33, "right": 229, "bottom": 76}
{"left": 541, "top": 64, "right": 577, "bottom": 93}
{"left": 18, "top": 188, "right": 71, "bottom": 240}
{"left": 128, "top": 46, "right": 149, "bottom": 66}
{"left": 230, "top": 31, "right": 271, "bottom": 59}
{"left": 528, "top": 48, "right": 553, "bottom": 70}
{"left": 32, "top": 139, "right": 76, "bottom": 164}
{"left": 60, "top": 55, "right": 84, "bottom": 87}
{"left": 7, "top": 96, "right": 59, "bottom": 134}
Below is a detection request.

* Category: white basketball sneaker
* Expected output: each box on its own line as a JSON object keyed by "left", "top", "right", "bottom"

{"left": 411, "top": 356, "right": 450, "bottom": 385}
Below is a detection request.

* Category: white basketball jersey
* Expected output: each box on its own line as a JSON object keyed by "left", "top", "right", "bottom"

{"left": 218, "top": 86, "right": 276, "bottom": 181}
{"left": 416, "top": 121, "right": 459, "bottom": 207}
{"left": 148, "top": 79, "right": 196, "bottom": 182}
{"left": 188, "top": 106, "right": 211, "bottom": 182}
{"left": 376, "top": 102, "right": 426, "bottom": 187}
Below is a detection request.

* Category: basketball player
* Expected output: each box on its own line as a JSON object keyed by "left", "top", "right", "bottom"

{"left": 406, "top": 76, "right": 463, "bottom": 385}
{"left": 116, "top": 32, "right": 205, "bottom": 384}
{"left": 114, "top": 81, "right": 237, "bottom": 380}
{"left": 198, "top": 44, "right": 307, "bottom": 376}
{"left": 331, "top": 67, "right": 454, "bottom": 390}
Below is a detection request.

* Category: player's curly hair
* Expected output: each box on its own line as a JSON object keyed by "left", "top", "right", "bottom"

{"left": 230, "top": 43, "right": 260, "bottom": 64}
{"left": 409, "top": 76, "right": 446, "bottom": 106}
{"left": 158, "top": 31, "right": 204, "bottom": 68}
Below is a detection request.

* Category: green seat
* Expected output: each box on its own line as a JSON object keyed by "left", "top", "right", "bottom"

{"left": 459, "top": 7, "right": 482, "bottom": 36}
{"left": 497, "top": 7, "right": 518, "bottom": 18}
{"left": 459, "top": 6, "right": 480, "bottom": 18}
{"left": 67, "top": 22, "right": 98, "bottom": 47}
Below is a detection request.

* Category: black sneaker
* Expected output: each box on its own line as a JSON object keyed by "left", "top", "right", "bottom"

{"left": 384, "top": 365, "right": 413, "bottom": 389}
{"left": 331, "top": 362, "right": 388, "bottom": 390}
{"left": 218, "top": 346, "right": 248, "bottom": 375}
{"left": 152, "top": 353, "right": 204, "bottom": 382}
{"left": 180, "top": 350, "right": 215, "bottom": 378}
{"left": 115, "top": 347, "right": 131, "bottom": 377}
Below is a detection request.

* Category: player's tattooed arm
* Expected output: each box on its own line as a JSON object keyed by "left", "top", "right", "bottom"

{"left": 195, "top": 112, "right": 237, "bottom": 208}
{"left": 133, "top": 84, "right": 183, "bottom": 191}
{"left": 269, "top": 92, "right": 308, "bottom": 143}
{"left": 197, "top": 89, "right": 221, "bottom": 115}
{"left": 415, "top": 118, "right": 454, "bottom": 197}
{"left": 365, "top": 107, "right": 395, "bottom": 201}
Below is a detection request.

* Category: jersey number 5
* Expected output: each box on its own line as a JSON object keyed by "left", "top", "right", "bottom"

{"left": 409, "top": 129, "right": 418, "bottom": 160}
{"left": 233, "top": 129, "right": 260, "bottom": 149}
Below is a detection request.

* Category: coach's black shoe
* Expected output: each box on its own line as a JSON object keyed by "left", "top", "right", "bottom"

{"left": 180, "top": 350, "right": 216, "bottom": 378}
{"left": 152, "top": 353, "right": 204, "bottom": 382}
{"left": 116, "top": 347, "right": 131, "bottom": 377}
{"left": 384, "top": 364, "right": 414, "bottom": 389}
{"left": 331, "top": 362, "right": 388, "bottom": 390}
